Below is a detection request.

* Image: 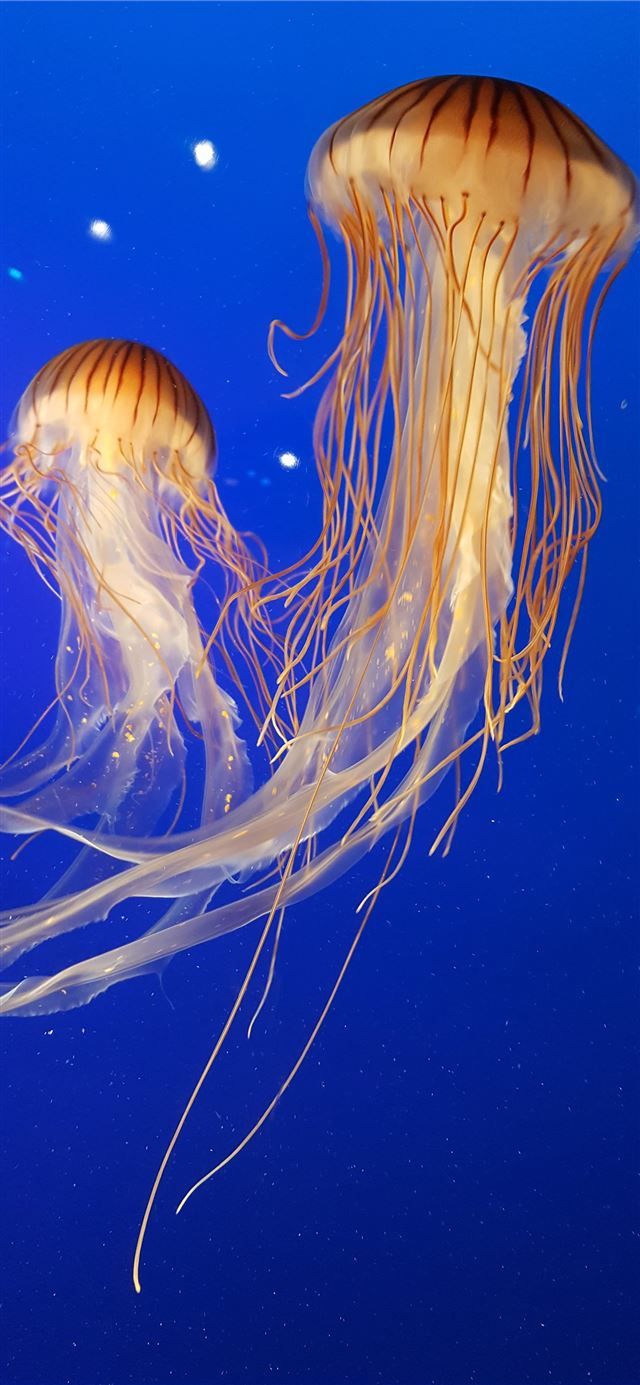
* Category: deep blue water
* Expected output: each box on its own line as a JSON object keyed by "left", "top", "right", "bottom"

{"left": 1, "top": 4, "right": 639, "bottom": 1384}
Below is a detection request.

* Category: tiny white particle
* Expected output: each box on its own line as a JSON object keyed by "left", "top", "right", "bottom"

{"left": 193, "top": 139, "right": 218, "bottom": 171}
{"left": 89, "top": 218, "right": 112, "bottom": 242}
{"left": 278, "top": 450, "right": 300, "bottom": 471}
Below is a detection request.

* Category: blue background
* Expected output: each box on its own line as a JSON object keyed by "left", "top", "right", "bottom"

{"left": 1, "top": 4, "right": 638, "bottom": 1383}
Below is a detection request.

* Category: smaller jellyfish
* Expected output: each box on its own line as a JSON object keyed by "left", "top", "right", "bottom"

{"left": 0, "top": 339, "right": 270, "bottom": 862}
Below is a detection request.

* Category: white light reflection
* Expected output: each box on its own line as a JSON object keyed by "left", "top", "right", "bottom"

{"left": 278, "top": 451, "right": 300, "bottom": 471}
{"left": 193, "top": 140, "right": 218, "bottom": 171}
{"left": 89, "top": 219, "right": 112, "bottom": 242}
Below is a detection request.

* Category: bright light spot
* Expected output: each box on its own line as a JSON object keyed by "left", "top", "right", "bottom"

{"left": 278, "top": 450, "right": 300, "bottom": 471}
{"left": 193, "top": 139, "right": 218, "bottom": 171}
{"left": 89, "top": 218, "right": 112, "bottom": 242}
{"left": 7, "top": 266, "right": 23, "bottom": 281}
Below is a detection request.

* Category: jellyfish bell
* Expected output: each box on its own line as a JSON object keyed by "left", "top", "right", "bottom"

{"left": 15, "top": 336, "right": 216, "bottom": 479}
{"left": 309, "top": 76, "right": 637, "bottom": 242}
{"left": 0, "top": 83, "right": 637, "bottom": 1290}
{"left": 0, "top": 338, "right": 272, "bottom": 850}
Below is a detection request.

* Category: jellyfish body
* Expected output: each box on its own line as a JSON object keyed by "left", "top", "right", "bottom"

{"left": 0, "top": 340, "right": 270, "bottom": 908}
{"left": 3, "top": 79, "right": 636, "bottom": 1000}
{"left": 0, "top": 81, "right": 637, "bottom": 1287}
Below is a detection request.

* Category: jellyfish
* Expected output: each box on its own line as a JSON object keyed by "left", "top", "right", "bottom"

{"left": 1, "top": 80, "right": 637, "bottom": 1289}
{"left": 0, "top": 339, "right": 275, "bottom": 900}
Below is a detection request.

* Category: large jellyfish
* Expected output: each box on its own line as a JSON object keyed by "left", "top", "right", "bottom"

{"left": 0, "top": 338, "right": 275, "bottom": 893}
{"left": 1, "top": 80, "right": 637, "bottom": 1288}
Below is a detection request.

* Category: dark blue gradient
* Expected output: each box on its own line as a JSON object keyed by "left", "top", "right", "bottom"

{"left": 1, "top": 5, "right": 638, "bottom": 1383}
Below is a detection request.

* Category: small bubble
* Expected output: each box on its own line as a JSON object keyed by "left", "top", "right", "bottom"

{"left": 193, "top": 140, "right": 218, "bottom": 171}
{"left": 89, "top": 218, "right": 112, "bottom": 242}
{"left": 277, "top": 450, "right": 300, "bottom": 471}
